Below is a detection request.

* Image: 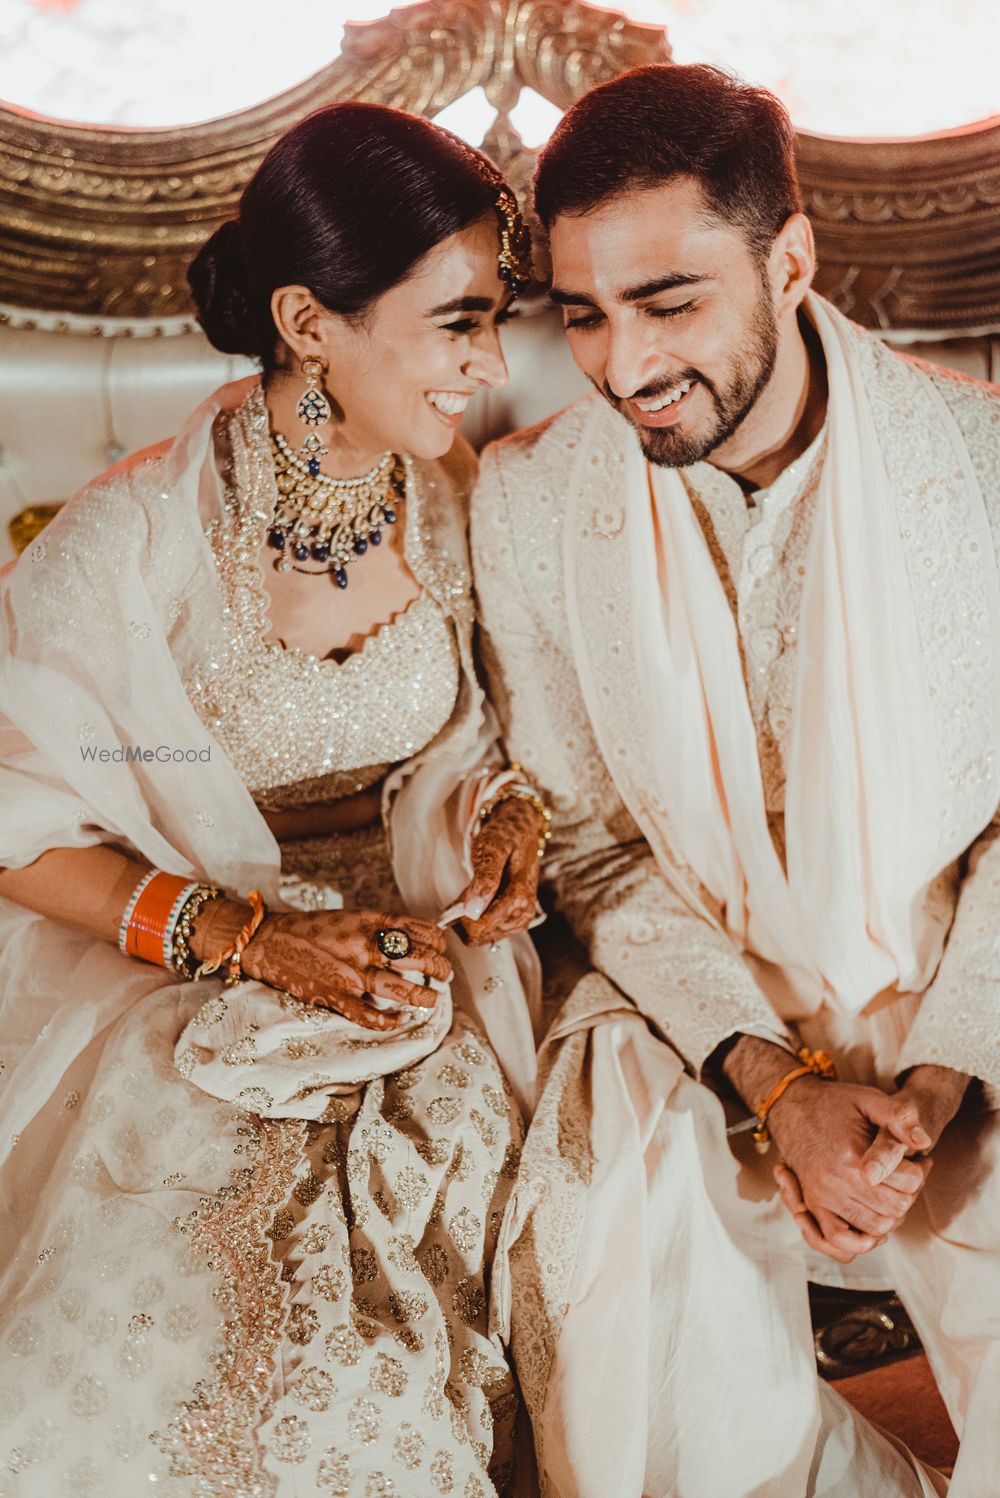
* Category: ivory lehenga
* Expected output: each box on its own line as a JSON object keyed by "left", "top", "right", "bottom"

{"left": 0, "top": 379, "right": 541, "bottom": 1496}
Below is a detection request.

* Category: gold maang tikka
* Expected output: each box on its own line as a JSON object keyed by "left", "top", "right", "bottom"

{"left": 436, "top": 130, "right": 534, "bottom": 296}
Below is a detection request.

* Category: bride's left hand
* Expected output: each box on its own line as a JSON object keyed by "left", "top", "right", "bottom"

{"left": 455, "top": 797, "right": 542, "bottom": 946}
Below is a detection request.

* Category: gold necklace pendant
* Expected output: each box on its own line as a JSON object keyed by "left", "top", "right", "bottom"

{"left": 267, "top": 433, "right": 402, "bottom": 589}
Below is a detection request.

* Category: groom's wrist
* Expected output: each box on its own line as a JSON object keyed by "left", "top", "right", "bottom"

{"left": 718, "top": 1033, "right": 802, "bottom": 1114}
{"left": 896, "top": 1063, "right": 971, "bottom": 1142}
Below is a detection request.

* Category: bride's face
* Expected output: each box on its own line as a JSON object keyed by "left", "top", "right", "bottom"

{"left": 323, "top": 214, "right": 511, "bottom": 461}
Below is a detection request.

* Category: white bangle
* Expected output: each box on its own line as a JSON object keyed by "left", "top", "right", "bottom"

{"left": 117, "top": 869, "right": 157, "bottom": 955}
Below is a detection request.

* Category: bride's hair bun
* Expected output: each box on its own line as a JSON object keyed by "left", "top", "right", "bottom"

{"left": 187, "top": 219, "right": 268, "bottom": 359}
{"left": 186, "top": 103, "right": 515, "bottom": 373}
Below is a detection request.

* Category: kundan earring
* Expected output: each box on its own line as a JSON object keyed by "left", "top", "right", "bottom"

{"left": 296, "top": 356, "right": 333, "bottom": 476}
{"left": 268, "top": 353, "right": 400, "bottom": 585}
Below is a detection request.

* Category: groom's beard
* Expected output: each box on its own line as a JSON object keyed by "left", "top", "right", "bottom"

{"left": 601, "top": 278, "right": 779, "bottom": 469}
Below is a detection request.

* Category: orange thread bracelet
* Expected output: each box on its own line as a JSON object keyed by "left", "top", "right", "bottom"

{"left": 192, "top": 890, "right": 267, "bottom": 987}
{"left": 752, "top": 1046, "right": 836, "bottom": 1153}
{"left": 225, "top": 890, "right": 266, "bottom": 987}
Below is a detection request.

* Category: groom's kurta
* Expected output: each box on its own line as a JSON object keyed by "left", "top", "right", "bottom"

{"left": 473, "top": 298, "right": 1000, "bottom": 1498}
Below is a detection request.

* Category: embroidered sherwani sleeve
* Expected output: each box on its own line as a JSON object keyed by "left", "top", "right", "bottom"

{"left": 471, "top": 435, "right": 789, "bottom": 1076}
{"left": 897, "top": 374, "right": 1000, "bottom": 1093}
{"left": 897, "top": 813, "right": 1000, "bottom": 1092}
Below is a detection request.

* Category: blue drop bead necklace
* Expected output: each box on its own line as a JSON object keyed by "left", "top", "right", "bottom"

{"left": 267, "top": 432, "right": 400, "bottom": 588}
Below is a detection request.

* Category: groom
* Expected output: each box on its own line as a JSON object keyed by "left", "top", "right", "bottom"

{"left": 473, "top": 64, "right": 1000, "bottom": 1498}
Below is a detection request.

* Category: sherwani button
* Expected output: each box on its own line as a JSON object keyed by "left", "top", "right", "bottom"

{"left": 749, "top": 544, "right": 778, "bottom": 578}
{"left": 750, "top": 627, "right": 782, "bottom": 664}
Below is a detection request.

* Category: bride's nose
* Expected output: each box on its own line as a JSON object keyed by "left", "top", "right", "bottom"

{"left": 463, "top": 326, "right": 508, "bottom": 389}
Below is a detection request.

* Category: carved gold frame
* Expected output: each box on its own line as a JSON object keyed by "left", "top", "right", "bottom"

{"left": 798, "top": 121, "right": 1000, "bottom": 334}
{"left": 0, "top": 0, "right": 998, "bottom": 335}
{"left": 0, "top": 0, "right": 669, "bottom": 330}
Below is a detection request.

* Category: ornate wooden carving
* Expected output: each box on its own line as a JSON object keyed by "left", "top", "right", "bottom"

{"left": 0, "top": 2, "right": 997, "bottom": 336}
{"left": 0, "top": 0, "right": 668, "bottom": 329}
{"left": 800, "top": 120, "right": 1000, "bottom": 333}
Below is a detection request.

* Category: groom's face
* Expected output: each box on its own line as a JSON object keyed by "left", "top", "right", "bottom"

{"left": 548, "top": 177, "right": 779, "bottom": 468}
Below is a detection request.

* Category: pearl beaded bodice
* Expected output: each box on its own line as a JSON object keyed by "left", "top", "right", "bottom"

{"left": 183, "top": 388, "right": 460, "bottom": 807}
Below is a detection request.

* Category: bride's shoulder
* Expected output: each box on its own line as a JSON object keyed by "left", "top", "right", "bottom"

{"left": 12, "top": 438, "right": 195, "bottom": 616}
{"left": 98, "top": 437, "right": 173, "bottom": 486}
{"left": 32, "top": 443, "right": 179, "bottom": 587}
{"left": 65, "top": 376, "right": 256, "bottom": 542}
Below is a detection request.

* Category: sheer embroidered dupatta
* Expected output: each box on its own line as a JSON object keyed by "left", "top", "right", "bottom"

{"left": 0, "top": 377, "right": 540, "bottom": 1185}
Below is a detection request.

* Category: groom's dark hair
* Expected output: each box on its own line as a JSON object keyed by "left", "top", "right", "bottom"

{"left": 533, "top": 64, "right": 802, "bottom": 258}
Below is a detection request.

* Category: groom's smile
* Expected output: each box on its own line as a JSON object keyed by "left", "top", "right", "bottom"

{"left": 547, "top": 175, "right": 784, "bottom": 469}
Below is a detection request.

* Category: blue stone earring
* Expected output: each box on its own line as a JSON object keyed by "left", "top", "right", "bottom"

{"left": 296, "top": 356, "right": 332, "bottom": 476}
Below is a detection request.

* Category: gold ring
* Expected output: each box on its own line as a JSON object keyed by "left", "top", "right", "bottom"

{"left": 377, "top": 928, "right": 412, "bottom": 960}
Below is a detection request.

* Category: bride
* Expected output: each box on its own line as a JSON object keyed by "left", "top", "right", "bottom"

{"left": 0, "top": 103, "right": 545, "bottom": 1496}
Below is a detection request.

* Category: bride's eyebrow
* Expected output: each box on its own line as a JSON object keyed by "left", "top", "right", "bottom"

{"left": 427, "top": 295, "right": 496, "bottom": 317}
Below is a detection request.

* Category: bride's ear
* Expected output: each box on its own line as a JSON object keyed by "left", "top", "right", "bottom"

{"left": 270, "top": 284, "right": 343, "bottom": 367}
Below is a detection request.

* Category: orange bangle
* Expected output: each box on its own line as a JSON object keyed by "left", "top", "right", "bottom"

{"left": 752, "top": 1047, "right": 836, "bottom": 1154}
{"left": 124, "top": 872, "right": 193, "bottom": 968}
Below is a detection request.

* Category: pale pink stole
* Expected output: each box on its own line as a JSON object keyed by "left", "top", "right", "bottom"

{"left": 624, "top": 296, "right": 997, "bottom": 1015}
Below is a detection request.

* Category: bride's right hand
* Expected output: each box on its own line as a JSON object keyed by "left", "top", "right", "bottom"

{"left": 192, "top": 901, "right": 452, "bottom": 1032}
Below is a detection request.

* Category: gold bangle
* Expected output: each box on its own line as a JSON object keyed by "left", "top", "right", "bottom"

{"left": 477, "top": 782, "right": 552, "bottom": 859}
{"left": 751, "top": 1046, "right": 836, "bottom": 1153}
{"left": 169, "top": 884, "right": 222, "bottom": 980}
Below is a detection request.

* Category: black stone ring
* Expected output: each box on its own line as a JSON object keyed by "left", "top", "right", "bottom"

{"left": 377, "top": 927, "right": 412, "bottom": 960}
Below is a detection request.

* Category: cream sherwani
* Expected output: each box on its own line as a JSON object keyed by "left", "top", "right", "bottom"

{"left": 474, "top": 298, "right": 1000, "bottom": 1498}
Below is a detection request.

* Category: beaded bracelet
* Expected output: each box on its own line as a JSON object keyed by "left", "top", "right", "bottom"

{"left": 476, "top": 781, "right": 553, "bottom": 860}
{"left": 170, "top": 883, "right": 223, "bottom": 980}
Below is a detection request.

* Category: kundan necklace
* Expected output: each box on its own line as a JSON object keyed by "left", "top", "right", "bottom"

{"left": 267, "top": 431, "right": 403, "bottom": 587}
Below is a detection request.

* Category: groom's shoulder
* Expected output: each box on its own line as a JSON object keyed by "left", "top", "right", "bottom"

{"left": 480, "top": 393, "right": 601, "bottom": 497}
{"left": 922, "top": 356, "right": 1000, "bottom": 428}
{"left": 877, "top": 336, "right": 1000, "bottom": 438}
{"left": 853, "top": 323, "right": 1000, "bottom": 505}
{"left": 911, "top": 353, "right": 1000, "bottom": 500}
